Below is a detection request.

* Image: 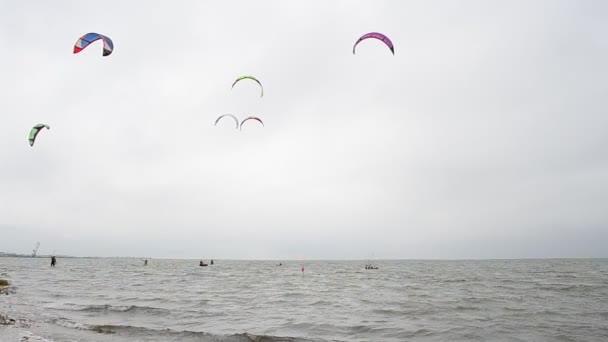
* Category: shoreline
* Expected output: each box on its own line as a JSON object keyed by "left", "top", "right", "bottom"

{"left": 1, "top": 279, "right": 31, "bottom": 342}
{"left": 0, "top": 325, "right": 28, "bottom": 341}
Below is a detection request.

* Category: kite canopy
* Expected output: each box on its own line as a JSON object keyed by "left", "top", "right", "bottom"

{"left": 353, "top": 32, "right": 394, "bottom": 55}
{"left": 232, "top": 76, "right": 263, "bottom": 97}
{"left": 240, "top": 116, "right": 264, "bottom": 130}
{"left": 73, "top": 33, "right": 114, "bottom": 56}
{"left": 214, "top": 114, "right": 239, "bottom": 129}
{"left": 29, "top": 124, "right": 50, "bottom": 147}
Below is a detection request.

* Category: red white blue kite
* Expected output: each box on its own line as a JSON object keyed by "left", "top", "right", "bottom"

{"left": 353, "top": 32, "right": 394, "bottom": 55}
{"left": 73, "top": 33, "right": 114, "bottom": 57}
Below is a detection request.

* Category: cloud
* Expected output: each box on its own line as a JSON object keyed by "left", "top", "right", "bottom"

{"left": 1, "top": 1, "right": 607, "bottom": 259}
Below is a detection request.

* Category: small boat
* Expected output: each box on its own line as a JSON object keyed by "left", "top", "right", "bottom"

{"left": 199, "top": 260, "right": 208, "bottom": 267}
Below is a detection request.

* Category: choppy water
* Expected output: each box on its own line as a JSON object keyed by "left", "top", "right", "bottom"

{"left": 1, "top": 258, "right": 608, "bottom": 341}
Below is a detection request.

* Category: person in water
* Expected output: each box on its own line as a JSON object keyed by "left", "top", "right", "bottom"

{"left": 210, "top": 259, "right": 214, "bottom": 265}
{"left": 50, "top": 256, "right": 56, "bottom": 267}
{"left": 144, "top": 259, "right": 148, "bottom": 266}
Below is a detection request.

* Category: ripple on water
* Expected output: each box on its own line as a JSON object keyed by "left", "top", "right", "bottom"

{"left": 0, "top": 258, "right": 607, "bottom": 342}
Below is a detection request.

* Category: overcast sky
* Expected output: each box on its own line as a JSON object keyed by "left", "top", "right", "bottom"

{"left": 1, "top": 0, "right": 607, "bottom": 259}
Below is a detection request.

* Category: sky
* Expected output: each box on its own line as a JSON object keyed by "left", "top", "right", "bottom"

{"left": 1, "top": 0, "right": 607, "bottom": 259}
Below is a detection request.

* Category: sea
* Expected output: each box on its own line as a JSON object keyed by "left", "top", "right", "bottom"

{"left": 1, "top": 258, "right": 607, "bottom": 341}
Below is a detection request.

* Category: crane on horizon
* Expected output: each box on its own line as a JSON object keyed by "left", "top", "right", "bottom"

{"left": 32, "top": 242, "right": 40, "bottom": 257}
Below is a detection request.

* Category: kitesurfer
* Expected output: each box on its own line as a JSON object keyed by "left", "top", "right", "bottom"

{"left": 50, "top": 256, "right": 56, "bottom": 267}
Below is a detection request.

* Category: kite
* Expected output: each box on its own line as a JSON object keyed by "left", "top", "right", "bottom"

{"left": 214, "top": 114, "right": 239, "bottom": 129}
{"left": 232, "top": 76, "right": 263, "bottom": 97}
{"left": 73, "top": 33, "right": 114, "bottom": 56}
{"left": 240, "top": 116, "right": 264, "bottom": 130}
{"left": 353, "top": 32, "right": 394, "bottom": 55}
{"left": 29, "top": 124, "right": 50, "bottom": 147}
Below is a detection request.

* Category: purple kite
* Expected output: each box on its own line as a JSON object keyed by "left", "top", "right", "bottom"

{"left": 353, "top": 32, "right": 394, "bottom": 55}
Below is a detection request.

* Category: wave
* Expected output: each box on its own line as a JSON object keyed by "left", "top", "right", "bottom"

{"left": 372, "top": 308, "right": 404, "bottom": 315}
{"left": 51, "top": 319, "right": 320, "bottom": 341}
{"left": 503, "top": 306, "right": 526, "bottom": 312}
{"left": 395, "top": 328, "right": 434, "bottom": 338}
{"left": 230, "top": 333, "right": 318, "bottom": 342}
{"left": 555, "top": 274, "right": 578, "bottom": 279}
{"left": 536, "top": 284, "right": 599, "bottom": 292}
{"left": 455, "top": 305, "right": 478, "bottom": 311}
{"left": 310, "top": 300, "right": 332, "bottom": 306}
{"left": 46, "top": 303, "right": 171, "bottom": 315}
{"left": 441, "top": 278, "right": 468, "bottom": 283}
{"left": 17, "top": 331, "right": 55, "bottom": 342}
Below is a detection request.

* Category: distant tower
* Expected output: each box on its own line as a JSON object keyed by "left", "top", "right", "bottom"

{"left": 32, "top": 242, "right": 40, "bottom": 257}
